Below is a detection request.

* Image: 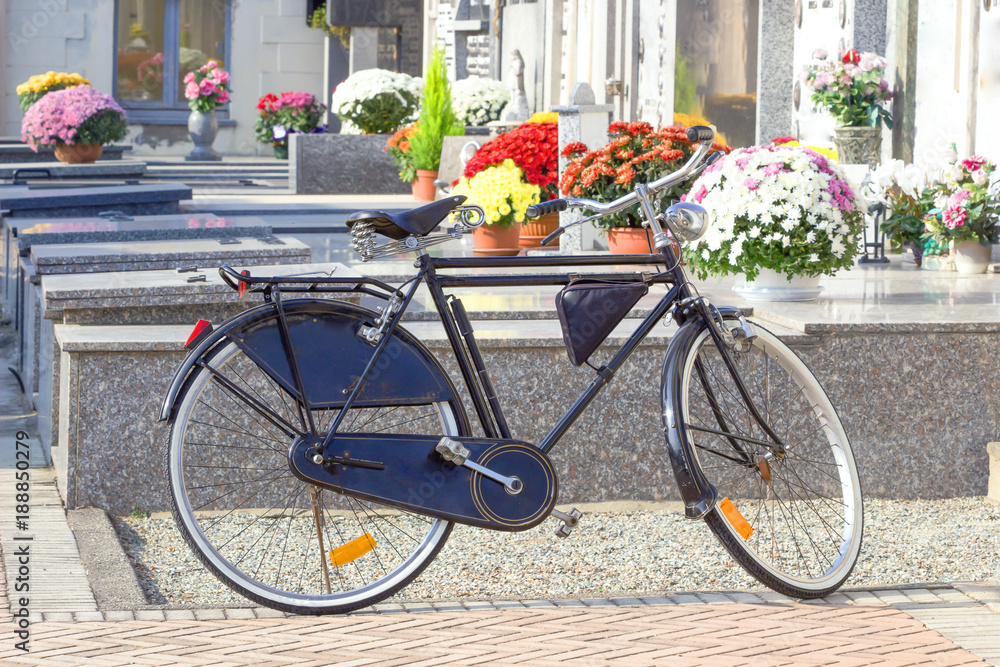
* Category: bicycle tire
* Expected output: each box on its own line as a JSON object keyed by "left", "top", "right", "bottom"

{"left": 673, "top": 320, "right": 863, "bottom": 598}
{"left": 167, "top": 333, "right": 468, "bottom": 615}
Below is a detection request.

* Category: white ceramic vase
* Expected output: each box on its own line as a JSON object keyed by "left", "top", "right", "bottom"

{"left": 732, "top": 267, "right": 823, "bottom": 302}
{"left": 951, "top": 240, "right": 992, "bottom": 274}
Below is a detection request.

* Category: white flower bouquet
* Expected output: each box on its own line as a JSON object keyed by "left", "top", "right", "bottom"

{"left": 451, "top": 76, "right": 508, "bottom": 127}
{"left": 684, "top": 144, "right": 865, "bottom": 280}
{"left": 330, "top": 69, "right": 423, "bottom": 134}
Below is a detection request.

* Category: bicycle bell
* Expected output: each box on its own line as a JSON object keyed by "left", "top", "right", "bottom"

{"left": 662, "top": 202, "right": 710, "bottom": 243}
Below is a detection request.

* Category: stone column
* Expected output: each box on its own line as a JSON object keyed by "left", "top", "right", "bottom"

{"left": 854, "top": 0, "right": 888, "bottom": 54}
{"left": 552, "top": 82, "right": 614, "bottom": 252}
{"left": 349, "top": 27, "right": 379, "bottom": 73}
{"left": 0, "top": 0, "right": 7, "bottom": 135}
{"left": 324, "top": 35, "right": 349, "bottom": 133}
{"left": 756, "top": 0, "right": 794, "bottom": 144}
{"left": 890, "top": 0, "right": 918, "bottom": 163}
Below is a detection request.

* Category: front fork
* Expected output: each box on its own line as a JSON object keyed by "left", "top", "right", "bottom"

{"left": 635, "top": 185, "right": 786, "bottom": 512}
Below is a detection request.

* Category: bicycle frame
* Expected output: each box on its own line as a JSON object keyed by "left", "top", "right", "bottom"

{"left": 311, "top": 244, "right": 703, "bottom": 457}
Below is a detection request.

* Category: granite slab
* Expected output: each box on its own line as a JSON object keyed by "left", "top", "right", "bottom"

{"left": 0, "top": 183, "right": 191, "bottom": 218}
{"left": 29, "top": 237, "right": 311, "bottom": 275}
{"left": 0, "top": 161, "right": 147, "bottom": 180}
{"left": 41, "top": 261, "right": 356, "bottom": 318}
{"left": 18, "top": 237, "right": 312, "bottom": 421}
{"left": 0, "top": 143, "right": 131, "bottom": 164}
{"left": 8, "top": 214, "right": 270, "bottom": 255}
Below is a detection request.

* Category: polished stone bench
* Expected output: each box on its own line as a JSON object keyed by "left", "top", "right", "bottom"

{"left": 51, "top": 305, "right": 1000, "bottom": 513}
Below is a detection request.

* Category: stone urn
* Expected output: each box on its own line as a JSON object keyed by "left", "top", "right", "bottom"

{"left": 832, "top": 126, "right": 881, "bottom": 167}
{"left": 187, "top": 109, "right": 221, "bottom": 161}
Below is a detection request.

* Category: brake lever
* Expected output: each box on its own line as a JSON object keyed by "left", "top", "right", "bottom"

{"left": 540, "top": 213, "right": 602, "bottom": 246}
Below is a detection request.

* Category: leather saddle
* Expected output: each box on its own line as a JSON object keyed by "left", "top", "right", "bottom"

{"left": 345, "top": 195, "right": 467, "bottom": 241}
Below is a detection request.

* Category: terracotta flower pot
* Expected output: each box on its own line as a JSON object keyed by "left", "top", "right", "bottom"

{"left": 606, "top": 227, "right": 655, "bottom": 254}
{"left": 473, "top": 222, "right": 522, "bottom": 256}
{"left": 519, "top": 212, "right": 560, "bottom": 248}
{"left": 54, "top": 143, "right": 103, "bottom": 164}
{"left": 413, "top": 169, "right": 438, "bottom": 201}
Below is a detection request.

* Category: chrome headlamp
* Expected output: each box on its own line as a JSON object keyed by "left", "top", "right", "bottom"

{"left": 663, "top": 202, "right": 710, "bottom": 243}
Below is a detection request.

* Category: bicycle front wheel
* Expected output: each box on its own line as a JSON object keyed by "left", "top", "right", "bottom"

{"left": 675, "top": 321, "right": 863, "bottom": 598}
{"left": 167, "top": 338, "right": 467, "bottom": 615}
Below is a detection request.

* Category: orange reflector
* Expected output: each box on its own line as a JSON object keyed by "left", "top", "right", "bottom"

{"left": 237, "top": 270, "right": 250, "bottom": 298}
{"left": 719, "top": 497, "right": 753, "bottom": 540}
{"left": 330, "top": 533, "right": 376, "bottom": 567}
{"left": 184, "top": 320, "right": 213, "bottom": 349}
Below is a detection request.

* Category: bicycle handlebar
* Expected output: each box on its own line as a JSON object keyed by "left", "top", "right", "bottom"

{"left": 533, "top": 125, "right": 719, "bottom": 246}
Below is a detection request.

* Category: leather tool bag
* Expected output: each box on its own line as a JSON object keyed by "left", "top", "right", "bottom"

{"left": 555, "top": 278, "right": 648, "bottom": 366}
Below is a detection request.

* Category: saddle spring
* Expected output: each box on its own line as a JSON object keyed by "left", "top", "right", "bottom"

{"left": 349, "top": 205, "right": 487, "bottom": 262}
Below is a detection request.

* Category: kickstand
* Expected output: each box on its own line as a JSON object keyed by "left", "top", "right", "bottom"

{"left": 308, "top": 487, "right": 332, "bottom": 594}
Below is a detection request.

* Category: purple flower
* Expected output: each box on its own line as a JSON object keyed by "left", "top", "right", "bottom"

{"left": 20, "top": 85, "right": 126, "bottom": 150}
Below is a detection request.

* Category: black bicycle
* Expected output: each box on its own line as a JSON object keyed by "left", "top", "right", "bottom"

{"left": 158, "top": 127, "right": 863, "bottom": 614}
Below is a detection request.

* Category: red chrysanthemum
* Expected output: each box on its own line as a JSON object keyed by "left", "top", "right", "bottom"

{"left": 558, "top": 121, "right": 732, "bottom": 227}
{"left": 463, "top": 122, "right": 559, "bottom": 198}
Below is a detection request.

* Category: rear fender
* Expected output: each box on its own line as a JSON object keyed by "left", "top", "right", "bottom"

{"left": 158, "top": 299, "right": 464, "bottom": 424}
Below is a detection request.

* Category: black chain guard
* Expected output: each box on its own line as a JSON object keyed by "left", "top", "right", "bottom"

{"left": 289, "top": 434, "right": 558, "bottom": 532}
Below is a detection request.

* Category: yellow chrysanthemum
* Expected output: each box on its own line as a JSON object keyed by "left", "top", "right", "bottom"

{"left": 527, "top": 111, "right": 558, "bottom": 124}
{"left": 451, "top": 159, "right": 540, "bottom": 227}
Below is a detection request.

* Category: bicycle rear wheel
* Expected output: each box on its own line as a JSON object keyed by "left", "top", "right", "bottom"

{"left": 167, "top": 338, "right": 467, "bottom": 615}
{"left": 674, "top": 321, "right": 863, "bottom": 598}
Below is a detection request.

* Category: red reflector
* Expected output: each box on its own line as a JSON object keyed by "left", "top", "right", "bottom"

{"left": 238, "top": 270, "right": 250, "bottom": 299}
{"left": 185, "top": 320, "right": 214, "bottom": 349}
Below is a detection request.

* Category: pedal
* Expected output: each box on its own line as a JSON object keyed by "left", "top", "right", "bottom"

{"left": 551, "top": 507, "right": 583, "bottom": 538}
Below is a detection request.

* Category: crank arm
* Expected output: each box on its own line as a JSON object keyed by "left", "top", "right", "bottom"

{"left": 436, "top": 437, "right": 523, "bottom": 494}
{"left": 462, "top": 460, "right": 523, "bottom": 495}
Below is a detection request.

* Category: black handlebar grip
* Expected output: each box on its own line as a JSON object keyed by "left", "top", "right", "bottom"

{"left": 686, "top": 125, "right": 716, "bottom": 143}
{"left": 526, "top": 199, "right": 569, "bottom": 219}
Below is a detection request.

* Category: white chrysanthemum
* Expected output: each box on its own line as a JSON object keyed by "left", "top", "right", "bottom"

{"left": 330, "top": 69, "right": 422, "bottom": 133}
{"left": 452, "top": 76, "right": 509, "bottom": 126}
{"left": 684, "top": 144, "right": 864, "bottom": 280}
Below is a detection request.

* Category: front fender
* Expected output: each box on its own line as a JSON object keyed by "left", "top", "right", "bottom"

{"left": 660, "top": 307, "right": 744, "bottom": 519}
{"left": 158, "top": 299, "right": 464, "bottom": 424}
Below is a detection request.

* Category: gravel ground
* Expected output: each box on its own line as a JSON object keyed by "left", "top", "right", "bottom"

{"left": 112, "top": 498, "right": 1000, "bottom": 606}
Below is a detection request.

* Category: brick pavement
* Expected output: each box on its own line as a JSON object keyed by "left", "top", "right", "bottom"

{"left": 0, "top": 602, "right": 989, "bottom": 666}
